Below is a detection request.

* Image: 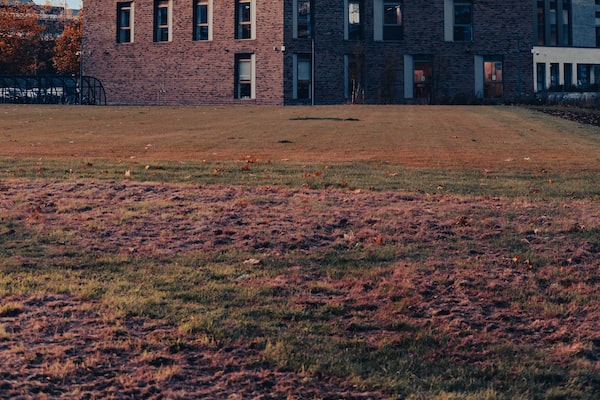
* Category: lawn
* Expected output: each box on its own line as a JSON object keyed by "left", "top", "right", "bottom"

{"left": 1, "top": 104, "right": 599, "bottom": 399}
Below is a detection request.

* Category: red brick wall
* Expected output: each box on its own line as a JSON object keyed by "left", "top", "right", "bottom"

{"left": 84, "top": 0, "right": 285, "bottom": 105}
{"left": 84, "top": 0, "right": 534, "bottom": 105}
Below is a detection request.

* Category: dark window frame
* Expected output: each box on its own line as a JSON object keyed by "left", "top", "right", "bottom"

{"left": 347, "top": 0, "right": 362, "bottom": 40}
{"left": 382, "top": 1, "right": 403, "bottom": 41}
{"left": 297, "top": 0, "right": 313, "bottom": 39}
{"left": 453, "top": 0, "right": 473, "bottom": 42}
{"left": 295, "top": 53, "right": 312, "bottom": 100}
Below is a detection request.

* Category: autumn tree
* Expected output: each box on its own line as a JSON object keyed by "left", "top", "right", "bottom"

{"left": 0, "top": 1, "right": 44, "bottom": 74}
{"left": 52, "top": 14, "right": 81, "bottom": 74}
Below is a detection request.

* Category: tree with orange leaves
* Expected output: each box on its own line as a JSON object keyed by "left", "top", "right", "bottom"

{"left": 52, "top": 13, "right": 81, "bottom": 74}
{"left": 0, "top": 1, "right": 44, "bottom": 74}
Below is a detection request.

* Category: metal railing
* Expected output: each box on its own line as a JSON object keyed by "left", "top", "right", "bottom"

{"left": 0, "top": 75, "right": 106, "bottom": 105}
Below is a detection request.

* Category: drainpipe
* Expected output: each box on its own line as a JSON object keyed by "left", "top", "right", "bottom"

{"left": 311, "top": 38, "right": 315, "bottom": 106}
{"left": 517, "top": 37, "right": 522, "bottom": 98}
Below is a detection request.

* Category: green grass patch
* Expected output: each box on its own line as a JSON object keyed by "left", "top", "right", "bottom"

{"left": 1, "top": 241, "right": 599, "bottom": 398}
{"left": 2, "top": 157, "right": 599, "bottom": 199}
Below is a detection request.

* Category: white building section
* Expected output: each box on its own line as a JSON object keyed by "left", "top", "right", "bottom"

{"left": 532, "top": 46, "right": 600, "bottom": 92}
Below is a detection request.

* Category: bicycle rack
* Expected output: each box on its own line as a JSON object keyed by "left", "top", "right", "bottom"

{"left": 0, "top": 75, "right": 106, "bottom": 105}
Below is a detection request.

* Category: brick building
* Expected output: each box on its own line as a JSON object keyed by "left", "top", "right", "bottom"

{"left": 82, "top": 1, "right": 599, "bottom": 105}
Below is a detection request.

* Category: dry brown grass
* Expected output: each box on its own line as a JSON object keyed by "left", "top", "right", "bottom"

{"left": 1, "top": 104, "right": 600, "bottom": 399}
{"left": 2, "top": 104, "right": 600, "bottom": 171}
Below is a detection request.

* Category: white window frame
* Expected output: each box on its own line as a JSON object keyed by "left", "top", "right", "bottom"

{"left": 154, "top": 0, "right": 172, "bottom": 42}
{"left": 236, "top": 0, "right": 255, "bottom": 40}
{"left": 194, "top": 0, "right": 213, "bottom": 41}
{"left": 236, "top": 54, "right": 256, "bottom": 100}
{"left": 117, "top": 1, "right": 134, "bottom": 43}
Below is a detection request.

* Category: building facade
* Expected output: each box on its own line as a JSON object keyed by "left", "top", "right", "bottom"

{"left": 532, "top": 0, "right": 600, "bottom": 93}
{"left": 82, "top": 1, "right": 599, "bottom": 105}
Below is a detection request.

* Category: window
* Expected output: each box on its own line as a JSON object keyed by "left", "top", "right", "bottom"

{"left": 117, "top": 2, "right": 133, "bottom": 43}
{"left": 596, "top": 27, "right": 600, "bottom": 48}
{"left": 564, "top": 63, "right": 573, "bottom": 88}
{"left": 383, "top": 1, "right": 403, "bottom": 40}
{"left": 536, "top": 0, "right": 572, "bottom": 46}
{"left": 346, "top": 0, "right": 362, "bottom": 40}
{"left": 444, "top": 0, "right": 472, "bottom": 42}
{"left": 154, "top": 0, "right": 171, "bottom": 42}
{"left": 294, "top": 54, "right": 312, "bottom": 100}
{"left": 484, "top": 57, "right": 503, "bottom": 98}
{"left": 236, "top": 0, "right": 253, "bottom": 39}
{"left": 537, "top": 63, "right": 546, "bottom": 92}
{"left": 550, "top": 63, "right": 559, "bottom": 89}
{"left": 235, "top": 54, "right": 254, "bottom": 99}
{"left": 537, "top": 1, "right": 545, "bottom": 45}
{"left": 296, "top": 0, "right": 312, "bottom": 39}
{"left": 453, "top": 1, "right": 473, "bottom": 42}
{"left": 374, "top": 0, "right": 402, "bottom": 41}
{"left": 549, "top": 0, "right": 557, "bottom": 45}
{"left": 577, "top": 64, "right": 590, "bottom": 89}
{"left": 194, "top": 0, "right": 211, "bottom": 40}
{"left": 562, "top": 0, "right": 571, "bottom": 46}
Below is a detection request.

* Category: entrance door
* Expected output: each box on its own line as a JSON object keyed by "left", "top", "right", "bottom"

{"left": 413, "top": 59, "right": 432, "bottom": 103}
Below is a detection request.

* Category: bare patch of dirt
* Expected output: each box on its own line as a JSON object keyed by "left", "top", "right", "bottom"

{"left": 1, "top": 180, "right": 600, "bottom": 398}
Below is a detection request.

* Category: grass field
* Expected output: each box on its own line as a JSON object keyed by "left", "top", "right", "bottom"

{"left": 1, "top": 104, "right": 600, "bottom": 399}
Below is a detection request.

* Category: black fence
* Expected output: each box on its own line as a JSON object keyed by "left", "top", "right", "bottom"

{"left": 0, "top": 75, "right": 106, "bottom": 105}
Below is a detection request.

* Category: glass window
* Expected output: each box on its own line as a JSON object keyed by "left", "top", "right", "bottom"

{"left": 550, "top": 63, "right": 559, "bottom": 89}
{"left": 537, "top": 63, "right": 546, "bottom": 92}
{"left": 194, "top": 0, "right": 210, "bottom": 40}
{"left": 348, "top": 0, "right": 362, "bottom": 40}
{"left": 549, "top": 0, "right": 557, "bottom": 45}
{"left": 296, "top": 55, "right": 312, "bottom": 99}
{"left": 537, "top": 1, "right": 545, "bottom": 45}
{"left": 117, "top": 2, "right": 133, "bottom": 43}
{"left": 537, "top": 0, "right": 572, "bottom": 46}
{"left": 564, "top": 63, "right": 573, "bottom": 88}
{"left": 154, "top": 0, "right": 170, "bottom": 42}
{"left": 561, "top": 0, "right": 570, "bottom": 46}
{"left": 383, "top": 1, "right": 403, "bottom": 41}
{"left": 297, "top": 0, "right": 312, "bottom": 39}
{"left": 577, "top": 64, "right": 590, "bottom": 89}
{"left": 236, "top": 54, "right": 253, "bottom": 99}
{"left": 236, "top": 0, "right": 252, "bottom": 39}
{"left": 454, "top": 1, "right": 472, "bottom": 42}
